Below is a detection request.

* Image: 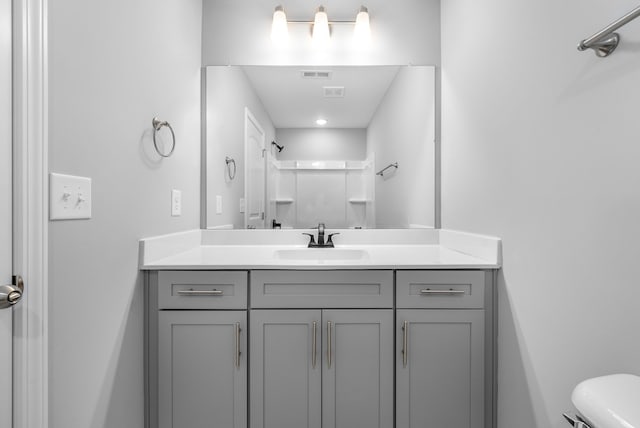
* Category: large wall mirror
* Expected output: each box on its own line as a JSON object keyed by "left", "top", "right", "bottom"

{"left": 203, "top": 65, "right": 435, "bottom": 229}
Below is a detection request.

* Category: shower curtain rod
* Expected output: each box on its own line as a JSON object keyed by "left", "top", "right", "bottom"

{"left": 578, "top": 4, "right": 640, "bottom": 57}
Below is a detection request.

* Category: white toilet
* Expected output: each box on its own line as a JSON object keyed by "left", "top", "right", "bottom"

{"left": 564, "top": 374, "right": 640, "bottom": 428}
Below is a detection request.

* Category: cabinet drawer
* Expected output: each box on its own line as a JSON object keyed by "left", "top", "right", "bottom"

{"left": 251, "top": 270, "right": 393, "bottom": 308}
{"left": 158, "top": 271, "right": 247, "bottom": 309}
{"left": 396, "top": 271, "right": 485, "bottom": 309}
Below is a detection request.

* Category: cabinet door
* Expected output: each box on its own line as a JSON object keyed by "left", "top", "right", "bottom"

{"left": 158, "top": 311, "right": 247, "bottom": 428}
{"left": 322, "top": 310, "right": 394, "bottom": 428}
{"left": 396, "top": 310, "right": 484, "bottom": 428}
{"left": 250, "top": 310, "right": 322, "bottom": 428}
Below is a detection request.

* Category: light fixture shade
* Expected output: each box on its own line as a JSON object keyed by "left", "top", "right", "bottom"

{"left": 312, "top": 6, "right": 330, "bottom": 47}
{"left": 271, "top": 5, "right": 289, "bottom": 45}
{"left": 354, "top": 6, "right": 371, "bottom": 45}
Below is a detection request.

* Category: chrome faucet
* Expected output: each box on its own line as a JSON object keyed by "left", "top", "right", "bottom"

{"left": 303, "top": 223, "right": 339, "bottom": 248}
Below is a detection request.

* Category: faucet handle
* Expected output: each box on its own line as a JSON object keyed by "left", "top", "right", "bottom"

{"left": 327, "top": 233, "right": 340, "bottom": 246}
{"left": 302, "top": 233, "right": 316, "bottom": 246}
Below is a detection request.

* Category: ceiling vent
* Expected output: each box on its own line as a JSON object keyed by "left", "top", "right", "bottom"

{"left": 301, "top": 70, "right": 332, "bottom": 79}
{"left": 323, "top": 86, "right": 345, "bottom": 98}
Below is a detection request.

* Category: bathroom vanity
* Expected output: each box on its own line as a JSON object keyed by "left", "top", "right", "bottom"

{"left": 140, "top": 229, "right": 501, "bottom": 428}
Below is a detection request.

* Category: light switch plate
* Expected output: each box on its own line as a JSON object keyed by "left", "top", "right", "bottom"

{"left": 50, "top": 173, "right": 92, "bottom": 220}
{"left": 216, "top": 195, "right": 223, "bottom": 214}
{"left": 239, "top": 198, "right": 245, "bottom": 213}
{"left": 171, "top": 189, "right": 182, "bottom": 216}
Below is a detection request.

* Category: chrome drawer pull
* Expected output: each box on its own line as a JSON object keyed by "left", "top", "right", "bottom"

{"left": 420, "top": 289, "right": 465, "bottom": 295}
{"left": 177, "top": 289, "right": 224, "bottom": 296}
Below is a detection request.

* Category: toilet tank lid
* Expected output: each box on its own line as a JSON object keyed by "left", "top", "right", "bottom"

{"left": 572, "top": 374, "right": 640, "bottom": 428}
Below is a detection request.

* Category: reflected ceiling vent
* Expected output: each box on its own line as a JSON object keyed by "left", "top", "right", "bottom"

{"left": 323, "top": 86, "right": 345, "bottom": 98}
{"left": 301, "top": 70, "right": 332, "bottom": 79}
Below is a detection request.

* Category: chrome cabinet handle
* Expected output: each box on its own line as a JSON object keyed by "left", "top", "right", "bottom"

{"left": 420, "top": 289, "right": 465, "bottom": 295}
{"left": 402, "top": 321, "right": 409, "bottom": 368}
{"left": 312, "top": 321, "right": 318, "bottom": 369}
{"left": 327, "top": 321, "right": 333, "bottom": 369}
{"left": 235, "top": 322, "right": 241, "bottom": 368}
{"left": 177, "top": 289, "right": 224, "bottom": 296}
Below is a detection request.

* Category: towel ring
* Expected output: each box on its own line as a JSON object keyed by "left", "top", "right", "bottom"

{"left": 152, "top": 117, "right": 176, "bottom": 158}
{"left": 225, "top": 156, "right": 236, "bottom": 180}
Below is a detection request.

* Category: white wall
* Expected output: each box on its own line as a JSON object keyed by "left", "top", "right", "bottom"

{"left": 48, "top": 0, "right": 202, "bottom": 426}
{"left": 368, "top": 66, "right": 435, "bottom": 228}
{"left": 201, "top": 0, "right": 440, "bottom": 66}
{"left": 441, "top": 1, "right": 640, "bottom": 427}
{"left": 205, "top": 66, "right": 275, "bottom": 228}
{"left": 276, "top": 128, "right": 366, "bottom": 161}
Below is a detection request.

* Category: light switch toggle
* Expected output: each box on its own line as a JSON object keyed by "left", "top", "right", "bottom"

{"left": 50, "top": 173, "right": 92, "bottom": 220}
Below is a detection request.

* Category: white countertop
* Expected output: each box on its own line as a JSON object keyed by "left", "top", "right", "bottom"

{"left": 139, "top": 229, "right": 501, "bottom": 270}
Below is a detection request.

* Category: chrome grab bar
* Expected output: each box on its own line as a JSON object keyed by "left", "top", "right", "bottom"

{"left": 312, "top": 321, "right": 318, "bottom": 369}
{"left": 177, "top": 289, "right": 223, "bottom": 296}
{"left": 420, "top": 289, "right": 465, "bottom": 295}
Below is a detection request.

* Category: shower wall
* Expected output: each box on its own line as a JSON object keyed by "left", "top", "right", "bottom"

{"left": 275, "top": 128, "right": 367, "bottom": 161}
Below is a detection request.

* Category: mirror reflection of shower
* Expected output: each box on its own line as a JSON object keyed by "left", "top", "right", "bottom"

{"left": 204, "top": 65, "right": 435, "bottom": 230}
{"left": 268, "top": 128, "right": 375, "bottom": 229}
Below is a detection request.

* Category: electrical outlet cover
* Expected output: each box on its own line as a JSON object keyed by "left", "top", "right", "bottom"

{"left": 171, "top": 189, "right": 182, "bottom": 216}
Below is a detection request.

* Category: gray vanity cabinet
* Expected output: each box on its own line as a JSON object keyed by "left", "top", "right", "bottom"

{"left": 322, "top": 309, "right": 394, "bottom": 428}
{"left": 148, "top": 271, "right": 249, "bottom": 428}
{"left": 395, "top": 270, "right": 490, "bottom": 428}
{"left": 158, "top": 311, "right": 247, "bottom": 428}
{"left": 396, "top": 310, "right": 484, "bottom": 428}
{"left": 250, "top": 270, "right": 394, "bottom": 428}
{"left": 250, "top": 309, "right": 393, "bottom": 428}
{"left": 147, "top": 269, "right": 495, "bottom": 428}
{"left": 250, "top": 310, "right": 322, "bottom": 428}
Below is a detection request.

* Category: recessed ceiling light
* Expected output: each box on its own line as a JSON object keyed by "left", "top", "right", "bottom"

{"left": 316, "top": 118, "right": 328, "bottom": 126}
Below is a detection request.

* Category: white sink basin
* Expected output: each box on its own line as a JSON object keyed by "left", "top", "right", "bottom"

{"left": 274, "top": 249, "right": 369, "bottom": 261}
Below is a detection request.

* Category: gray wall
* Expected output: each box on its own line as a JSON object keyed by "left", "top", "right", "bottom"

{"left": 205, "top": 66, "right": 275, "bottom": 228}
{"left": 275, "top": 128, "right": 366, "bottom": 161}
{"left": 201, "top": 0, "right": 440, "bottom": 66}
{"left": 441, "top": 1, "right": 640, "bottom": 427}
{"left": 367, "top": 67, "right": 435, "bottom": 228}
{"left": 48, "top": 0, "right": 202, "bottom": 427}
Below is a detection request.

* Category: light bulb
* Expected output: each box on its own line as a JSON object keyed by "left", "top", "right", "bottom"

{"left": 354, "top": 6, "right": 371, "bottom": 46}
{"left": 271, "top": 5, "right": 289, "bottom": 46}
{"left": 312, "top": 6, "right": 330, "bottom": 48}
{"left": 316, "top": 118, "right": 328, "bottom": 126}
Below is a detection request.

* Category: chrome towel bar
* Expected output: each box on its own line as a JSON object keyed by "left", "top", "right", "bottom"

{"left": 578, "top": 5, "right": 640, "bottom": 57}
{"left": 376, "top": 162, "right": 398, "bottom": 177}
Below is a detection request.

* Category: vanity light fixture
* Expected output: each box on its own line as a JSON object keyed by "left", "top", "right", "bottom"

{"left": 354, "top": 6, "right": 371, "bottom": 45}
{"left": 270, "top": 5, "right": 371, "bottom": 47}
{"left": 316, "top": 118, "right": 328, "bottom": 126}
{"left": 271, "top": 5, "right": 289, "bottom": 45}
{"left": 312, "top": 6, "right": 330, "bottom": 47}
